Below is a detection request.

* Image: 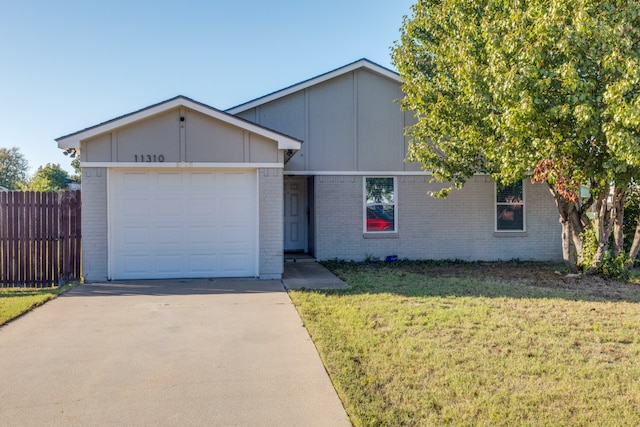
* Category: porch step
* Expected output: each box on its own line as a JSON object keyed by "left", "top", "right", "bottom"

{"left": 284, "top": 253, "right": 316, "bottom": 263}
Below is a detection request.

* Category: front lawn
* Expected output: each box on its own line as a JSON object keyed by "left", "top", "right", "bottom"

{"left": 0, "top": 285, "right": 75, "bottom": 326}
{"left": 289, "top": 261, "right": 640, "bottom": 426}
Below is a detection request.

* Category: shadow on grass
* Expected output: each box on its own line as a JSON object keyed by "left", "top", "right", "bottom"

{"left": 0, "top": 287, "right": 64, "bottom": 298}
{"left": 0, "top": 284, "right": 78, "bottom": 327}
{"left": 311, "top": 260, "right": 640, "bottom": 303}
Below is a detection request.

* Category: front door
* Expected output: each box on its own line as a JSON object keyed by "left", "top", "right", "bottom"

{"left": 284, "top": 177, "right": 307, "bottom": 252}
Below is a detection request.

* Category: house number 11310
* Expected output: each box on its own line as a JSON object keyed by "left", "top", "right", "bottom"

{"left": 134, "top": 154, "right": 165, "bottom": 162}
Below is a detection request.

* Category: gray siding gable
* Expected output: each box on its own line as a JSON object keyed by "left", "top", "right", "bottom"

{"left": 57, "top": 95, "right": 302, "bottom": 157}
{"left": 227, "top": 59, "right": 402, "bottom": 114}
{"left": 231, "top": 63, "right": 420, "bottom": 173}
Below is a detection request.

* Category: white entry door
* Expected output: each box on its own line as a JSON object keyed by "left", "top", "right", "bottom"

{"left": 284, "top": 177, "right": 307, "bottom": 252}
{"left": 109, "top": 169, "right": 257, "bottom": 280}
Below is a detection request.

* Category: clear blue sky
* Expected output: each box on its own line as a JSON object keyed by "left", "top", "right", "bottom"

{"left": 0, "top": 0, "right": 415, "bottom": 174}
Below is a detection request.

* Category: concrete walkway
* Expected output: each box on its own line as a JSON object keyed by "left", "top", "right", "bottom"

{"left": 0, "top": 279, "right": 351, "bottom": 426}
{"left": 282, "top": 260, "right": 348, "bottom": 290}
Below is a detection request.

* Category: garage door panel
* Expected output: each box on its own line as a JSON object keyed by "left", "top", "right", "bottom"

{"left": 153, "top": 200, "right": 183, "bottom": 218}
{"left": 188, "top": 199, "right": 216, "bottom": 216}
{"left": 190, "top": 172, "right": 216, "bottom": 188}
{"left": 122, "top": 199, "right": 150, "bottom": 218}
{"left": 189, "top": 226, "right": 218, "bottom": 244}
{"left": 122, "top": 255, "right": 153, "bottom": 275}
{"left": 223, "top": 226, "right": 252, "bottom": 245}
{"left": 189, "top": 255, "right": 218, "bottom": 273}
{"left": 222, "top": 198, "right": 254, "bottom": 219}
{"left": 123, "top": 172, "right": 151, "bottom": 189}
{"left": 222, "top": 171, "right": 252, "bottom": 187}
{"left": 154, "top": 227, "right": 184, "bottom": 246}
{"left": 122, "top": 227, "right": 150, "bottom": 246}
{"left": 222, "top": 253, "right": 252, "bottom": 273}
{"left": 224, "top": 193, "right": 252, "bottom": 206}
{"left": 111, "top": 169, "right": 257, "bottom": 279}
{"left": 156, "top": 172, "right": 183, "bottom": 189}
{"left": 155, "top": 255, "right": 185, "bottom": 274}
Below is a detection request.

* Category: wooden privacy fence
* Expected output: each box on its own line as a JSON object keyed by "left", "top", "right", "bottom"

{"left": 0, "top": 190, "right": 81, "bottom": 288}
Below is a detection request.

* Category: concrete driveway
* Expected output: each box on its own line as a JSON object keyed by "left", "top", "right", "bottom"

{"left": 0, "top": 279, "right": 351, "bottom": 426}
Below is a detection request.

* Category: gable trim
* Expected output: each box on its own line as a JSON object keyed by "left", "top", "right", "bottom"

{"left": 57, "top": 96, "right": 302, "bottom": 151}
{"left": 82, "top": 162, "right": 284, "bottom": 169}
{"left": 226, "top": 59, "right": 402, "bottom": 115}
{"left": 284, "top": 171, "right": 433, "bottom": 176}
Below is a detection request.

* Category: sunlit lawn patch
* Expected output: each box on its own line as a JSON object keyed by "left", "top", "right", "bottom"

{"left": 0, "top": 284, "right": 75, "bottom": 326}
{"left": 289, "top": 261, "right": 640, "bottom": 426}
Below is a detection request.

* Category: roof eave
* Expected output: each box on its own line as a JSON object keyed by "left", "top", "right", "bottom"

{"left": 226, "top": 58, "right": 401, "bottom": 115}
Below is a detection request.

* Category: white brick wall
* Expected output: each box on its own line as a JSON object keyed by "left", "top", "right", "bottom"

{"left": 314, "top": 175, "right": 562, "bottom": 262}
{"left": 81, "top": 167, "right": 109, "bottom": 281}
{"left": 258, "top": 168, "right": 284, "bottom": 279}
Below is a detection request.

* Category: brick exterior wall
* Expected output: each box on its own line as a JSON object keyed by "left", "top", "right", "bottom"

{"left": 258, "top": 168, "right": 284, "bottom": 279}
{"left": 81, "top": 167, "right": 284, "bottom": 282}
{"left": 313, "top": 175, "right": 562, "bottom": 262}
{"left": 81, "top": 167, "right": 109, "bottom": 281}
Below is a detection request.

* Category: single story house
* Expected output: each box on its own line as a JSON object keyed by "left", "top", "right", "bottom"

{"left": 57, "top": 59, "right": 561, "bottom": 282}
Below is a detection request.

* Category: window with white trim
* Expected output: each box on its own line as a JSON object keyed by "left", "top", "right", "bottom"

{"left": 364, "top": 177, "right": 396, "bottom": 233}
{"left": 496, "top": 181, "right": 525, "bottom": 231}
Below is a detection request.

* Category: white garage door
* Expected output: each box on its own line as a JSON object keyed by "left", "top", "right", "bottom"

{"left": 110, "top": 169, "right": 257, "bottom": 280}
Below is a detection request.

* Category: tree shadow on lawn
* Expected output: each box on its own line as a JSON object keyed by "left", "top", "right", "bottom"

{"left": 0, "top": 287, "right": 62, "bottom": 298}
{"left": 317, "top": 260, "right": 640, "bottom": 303}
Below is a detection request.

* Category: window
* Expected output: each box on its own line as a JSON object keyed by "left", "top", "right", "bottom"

{"left": 496, "top": 181, "right": 525, "bottom": 231}
{"left": 365, "top": 177, "right": 396, "bottom": 232}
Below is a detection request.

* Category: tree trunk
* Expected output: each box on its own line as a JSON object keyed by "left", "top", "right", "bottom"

{"left": 611, "top": 186, "right": 626, "bottom": 257}
{"left": 550, "top": 185, "right": 580, "bottom": 272}
{"left": 568, "top": 203, "right": 584, "bottom": 265}
{"left": 559, "top": 218, "right": 575, "bottom": 270}
{"left": 587, "top": 190, "right": 615, "bottom": 275}
{"left": 626, "top": 215, "right": 640, "bottom": 269}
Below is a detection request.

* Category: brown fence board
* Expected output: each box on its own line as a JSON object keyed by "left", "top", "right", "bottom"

{"left": 0, "top": 190, "right": 81, "bottom": 288}
{"left": 23, "top": 192, "right": 31, "bottom": 286}
{"left": 38, "top": 192, "right": 48, "bottom": 285}
{"left": 1, "top": 192, "right": 8, "bottom": 286}
{"left": 25, "top": 192, "right": 34, "bottom": 286}
{"left": 9, "top": 192, "right": 17, "bottom": 285}
{"left": 17, "top": 192, "right": 24, "bottom": 285}
{"left": 44, "top": 192, "right": 58, "bottom": 282}
{"left": 52, "top": 192, "right": 59, "bottom": 285}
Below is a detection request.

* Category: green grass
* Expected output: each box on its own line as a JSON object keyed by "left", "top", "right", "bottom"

{"left": 289, "top": 261, "right": 640, "bottom": 426}
{"left": 0, "top": 284, "right": 75, "bottom": 326}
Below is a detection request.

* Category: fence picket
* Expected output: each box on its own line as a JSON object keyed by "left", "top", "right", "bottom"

{"left": 9, "top": 191, "right": 16, "bottom": 285}
{"left": 24, "top": 191, "right": 32, "bottom": 287}
{"left": 46, "top": 192, "right": 56, "bottom": 285}
{"left": 0, "top": 190, "right": 81, "bottom": 288}
{"left": 60, "top": 191, "right": 70, "bottom": 282}
{"left": 1, "top": 192, "right": 8, "bottom": 286}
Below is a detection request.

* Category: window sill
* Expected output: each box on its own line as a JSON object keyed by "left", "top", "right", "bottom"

{"left": 493, "top": 231, "right": 528, "bottom": 237}
{"left": 363, "top": 232, "right": 400, "bottom": 239}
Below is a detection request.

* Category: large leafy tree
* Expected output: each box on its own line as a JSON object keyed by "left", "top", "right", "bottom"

{"left": 0, "top": 146, "right": 29, "bottom": 190}
{"left": 25, "top": 163, "right": 70, "bottom": 192}
{"left": 393, "top": 0, "right": 640, "bottom": 273}
{"left": 70, "top": 157, "right": 81, "bottom": 183}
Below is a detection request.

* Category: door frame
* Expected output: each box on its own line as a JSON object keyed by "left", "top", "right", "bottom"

{"left": 283, "top": 176, "right": 309, "bottom": 253}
